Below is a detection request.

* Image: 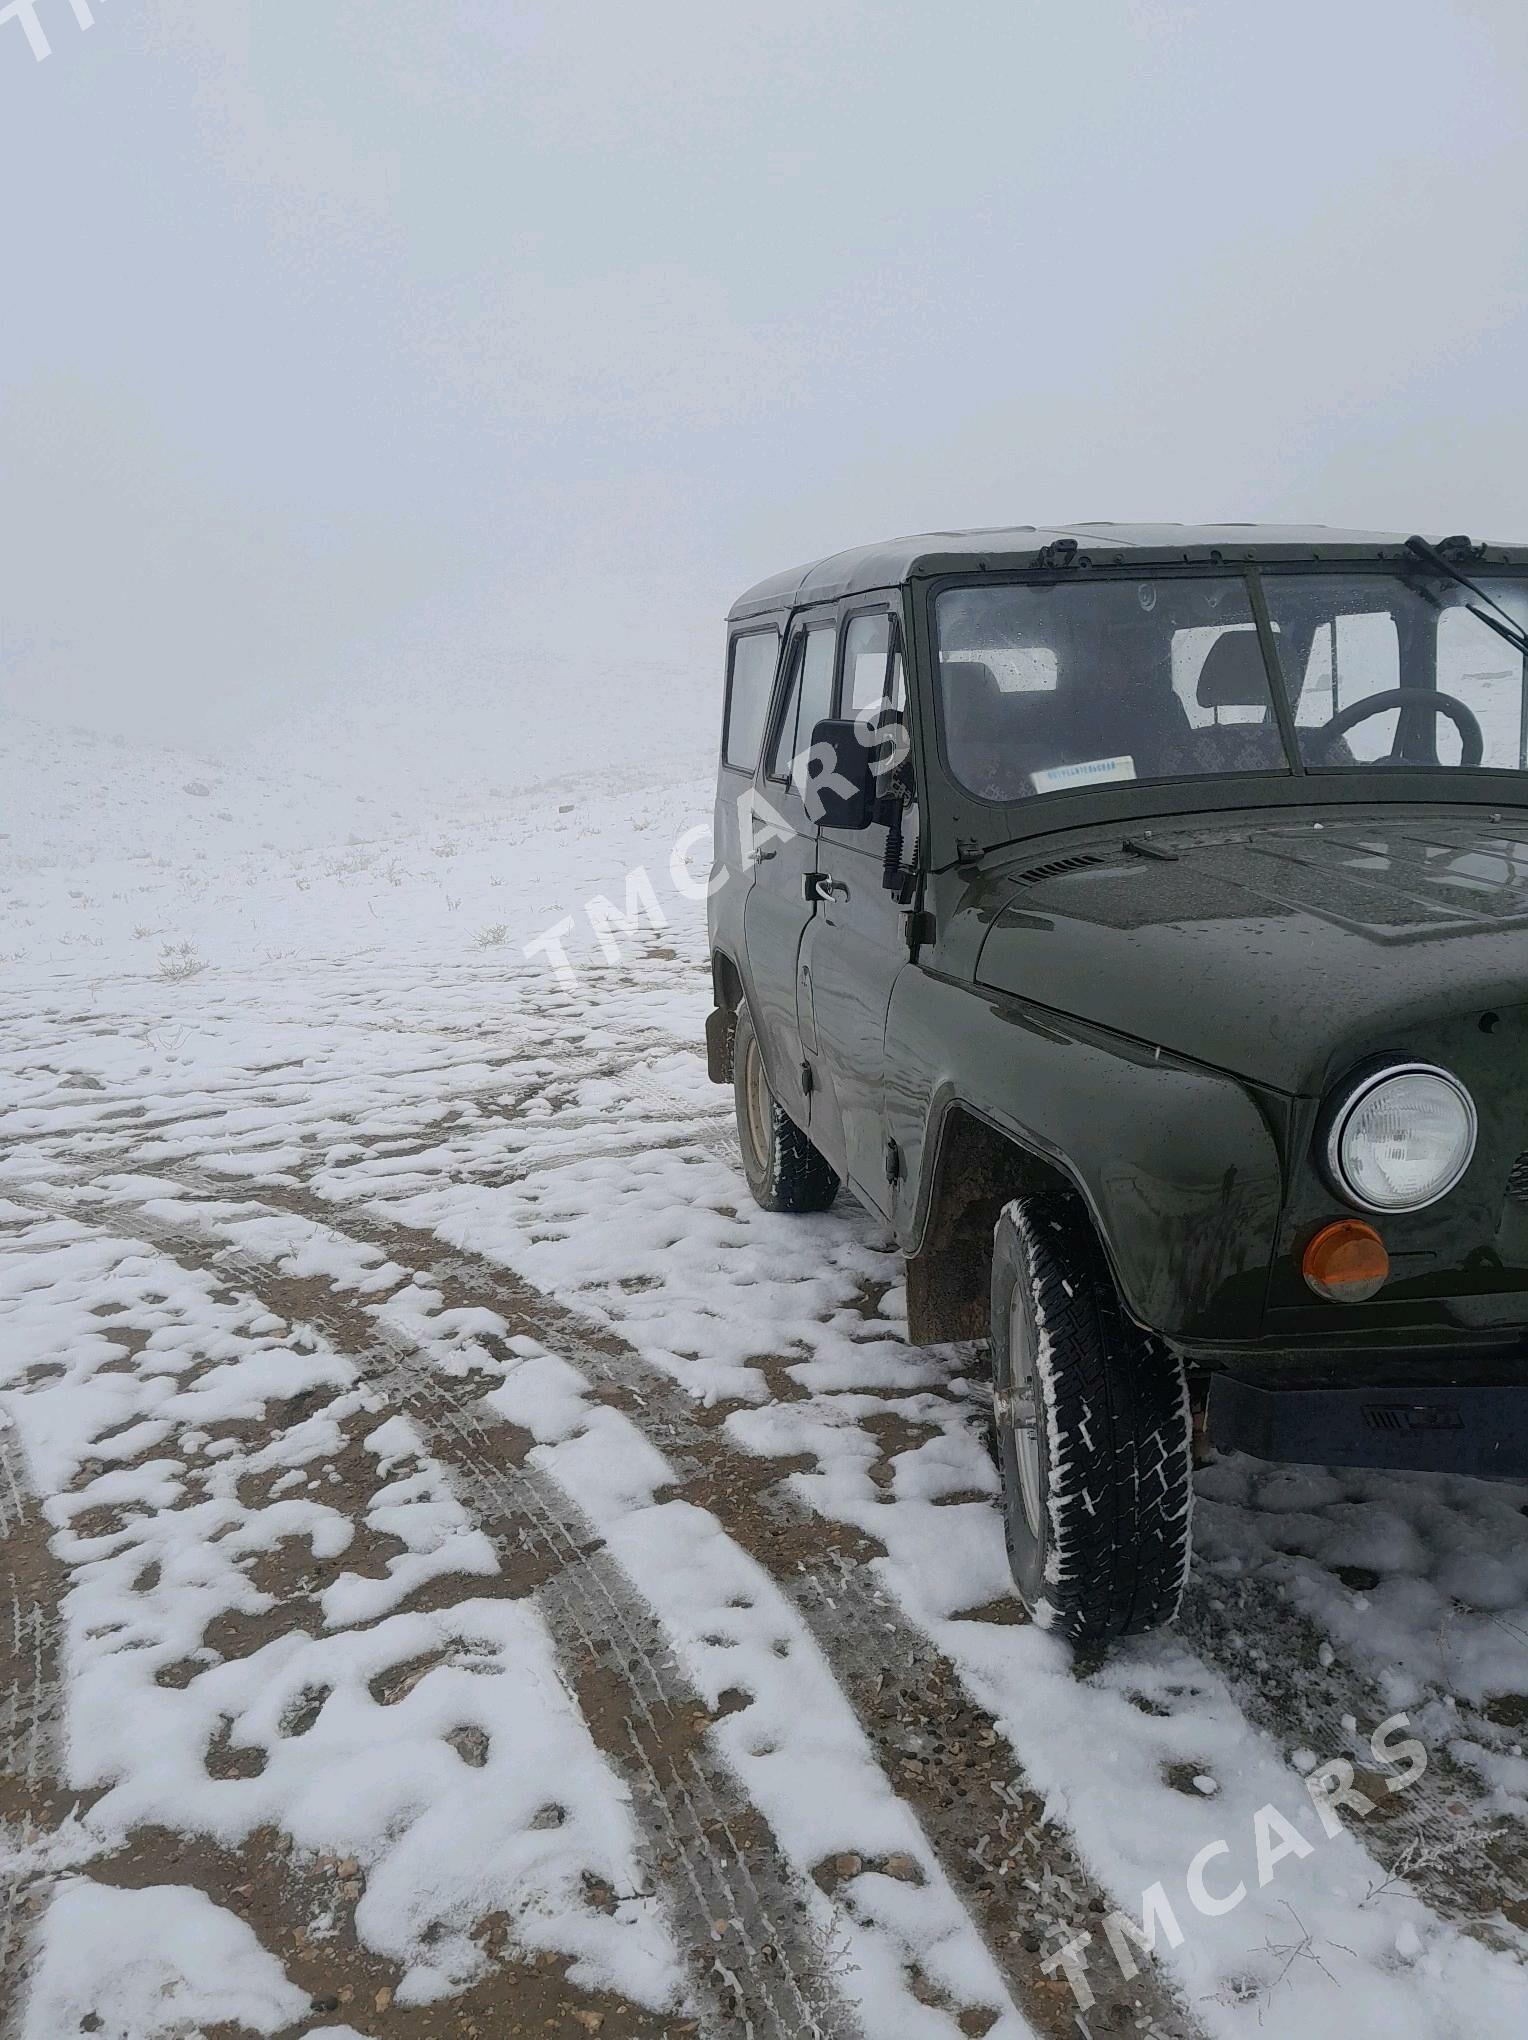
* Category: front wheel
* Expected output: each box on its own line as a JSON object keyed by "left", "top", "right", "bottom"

{"left": 990, "top": 1193, "right": 1192, "bottom": 1643}
{"left": 732, "top": 1001, "right": 839, "bottom": 1214}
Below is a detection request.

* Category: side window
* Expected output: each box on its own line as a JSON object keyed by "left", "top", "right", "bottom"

{"left": 826, "top": 611, "right": 918, "bottom": 873}
{"left": 769, "top": 624, "right": 835, "bottom": 781}
{"left": 843, "top": 613, "right": 893, "bottom": 718}
{"left": 723, "top": 628, "right": 780, "bottom": 772}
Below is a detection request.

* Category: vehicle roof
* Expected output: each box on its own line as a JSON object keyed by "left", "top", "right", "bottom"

{"left": 727, "top": 523, "right": 1528, "bottom": 620}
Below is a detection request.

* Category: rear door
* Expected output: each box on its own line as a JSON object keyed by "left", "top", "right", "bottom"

{"left": 799, "top": 604, "right": 913, "bottom": 1212}
{"left": 741, "top": 615, "right": 838, "bottom": 1137}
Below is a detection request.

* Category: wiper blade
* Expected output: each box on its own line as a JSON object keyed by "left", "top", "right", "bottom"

{"left": 1404, "top": 534, "right": 1528, "bottom": 660}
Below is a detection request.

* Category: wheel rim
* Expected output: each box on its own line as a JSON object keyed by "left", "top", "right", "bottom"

{"left": 744, "top": 1033, "right": 772, "bottom": 1165}
{"left": 1004, "top": 1290, "right": 1044, "bottom": 1540}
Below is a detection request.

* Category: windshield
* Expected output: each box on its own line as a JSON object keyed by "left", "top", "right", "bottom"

{"left": 933, "top": 569, "right": 1528, "bottom": 804}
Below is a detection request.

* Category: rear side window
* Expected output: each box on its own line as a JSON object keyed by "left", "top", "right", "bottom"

{"left": 724, "top": 628, "right": 780, "bottom": 771}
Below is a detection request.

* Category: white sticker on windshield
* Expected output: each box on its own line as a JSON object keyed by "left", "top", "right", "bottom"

{"left": 1030, "top": 754, "right": 1137, "bottom": 794}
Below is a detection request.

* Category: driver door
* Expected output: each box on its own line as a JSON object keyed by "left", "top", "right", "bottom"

{"left": 798, "top": 606, "right": 912, "bottom": 1212}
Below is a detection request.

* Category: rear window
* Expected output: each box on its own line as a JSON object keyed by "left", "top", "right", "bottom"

{"left": 724, "top": 628, "right": 780, "bottom": 771}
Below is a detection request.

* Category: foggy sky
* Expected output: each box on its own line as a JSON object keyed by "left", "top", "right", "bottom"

{"left": 3, "top": 0, "right": 1527, "bottom": 748}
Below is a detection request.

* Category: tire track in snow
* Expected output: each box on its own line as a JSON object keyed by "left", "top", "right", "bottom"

{"left": 0, "top": 1201, "right": 697, "bottom": 2037}
{"left": 146, "top": 1173, "right": 1199, "bottom": 2040}
{"left": 26, "top": 1196, "right": 870, "bottom": 2040}
{"left": 356, "top": 1345, "right": 860, "bottom": 2040}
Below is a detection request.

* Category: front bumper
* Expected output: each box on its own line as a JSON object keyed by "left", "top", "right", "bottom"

{"left": 1207, "top": 1374, "right": 1528, "bottom": 1479}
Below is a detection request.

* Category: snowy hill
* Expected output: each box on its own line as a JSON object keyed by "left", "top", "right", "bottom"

{"left": 0, "top": 710, "right": 395, "bottom": 871}
{"left": 1, "top": 637, "right": 716, "bottom": 880}
{"left": 0, "top": 702, "right": 713, "bottom": 982}
{"left": 236, "top": 650, "right": 717, "bottom": 816}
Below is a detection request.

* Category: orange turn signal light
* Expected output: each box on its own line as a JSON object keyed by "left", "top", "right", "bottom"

{"left": 1302, "top": 1219, "right": 1389, "bottom": 1302}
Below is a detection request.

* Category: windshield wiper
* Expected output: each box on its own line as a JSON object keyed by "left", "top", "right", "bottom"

{"left": 1404, "top": 534, "right": 1528, "bottom": 661}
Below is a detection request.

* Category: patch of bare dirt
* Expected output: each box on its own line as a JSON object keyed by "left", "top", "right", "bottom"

{"left": 84, "top": 1825, "right": 686, "bottom": 2040}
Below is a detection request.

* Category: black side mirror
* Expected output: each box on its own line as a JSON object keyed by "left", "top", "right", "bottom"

{"left": 804, "top": 718, "right": 876, "bottom": 829}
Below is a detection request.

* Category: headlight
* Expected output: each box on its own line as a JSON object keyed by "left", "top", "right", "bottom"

{"left": 1325, "top": 1063, "right": 1477, "bottom": 1214}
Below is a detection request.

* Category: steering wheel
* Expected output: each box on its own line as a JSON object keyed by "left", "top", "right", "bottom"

{"left": 1308, "top": 686, "right": 1484, "bottom": 767}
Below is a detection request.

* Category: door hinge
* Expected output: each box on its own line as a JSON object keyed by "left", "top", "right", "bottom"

{"left": 884, "top": 1138, "right": 902, "bottom": 1184}
{"left": 799, "top": 1061, "right": 815, "bottom": 1096}
{"left": 904, "top": 909, "right": 933, "bottom": 957}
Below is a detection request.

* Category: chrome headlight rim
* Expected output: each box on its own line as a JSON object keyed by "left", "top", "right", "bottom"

{"left": 1323, "top": 1061, "right": 1478, "bottom": 1215}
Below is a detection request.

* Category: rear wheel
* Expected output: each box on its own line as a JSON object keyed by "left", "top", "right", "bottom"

{"left": 732, "top": 1002, "right": 839, "bottom": 1214}
{"left": 991, "top": 1193, "right": 1192, "bottom": 1642}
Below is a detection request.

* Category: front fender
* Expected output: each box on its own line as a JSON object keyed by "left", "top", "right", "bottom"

{"left": 885, "top": 971, "right": 1288, "bottom": 1342}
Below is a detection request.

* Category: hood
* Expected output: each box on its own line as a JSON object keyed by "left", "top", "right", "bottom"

{"left": 974, "top": 814, "right": 1528, "bottom": 1094}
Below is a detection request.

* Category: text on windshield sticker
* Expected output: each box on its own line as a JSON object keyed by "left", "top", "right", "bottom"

{"left": 1030, "top": 755, "right": 1137, "bottom": 794}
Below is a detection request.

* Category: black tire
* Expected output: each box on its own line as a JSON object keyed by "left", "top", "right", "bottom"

{"left": 990, "top": 1192, "right": 1192, "bottom": 1643}
{"left": 732, "top": 1002, "right": 839, "bottom": 1214}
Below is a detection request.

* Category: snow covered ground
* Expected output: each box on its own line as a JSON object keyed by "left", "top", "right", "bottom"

{"left": 3, "top": 710, "right": 1528, "bottom": 2039}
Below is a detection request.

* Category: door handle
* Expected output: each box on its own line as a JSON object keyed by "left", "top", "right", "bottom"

{"left": 753, "top": 847, "right": 777, "bottom": 864}
{"left": 806, "top": 872, "right": 849, "bottom": 903}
